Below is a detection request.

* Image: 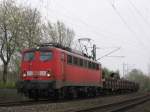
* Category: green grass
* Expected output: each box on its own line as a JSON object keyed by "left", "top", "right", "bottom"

{"left": 0, "top": 82, "right": 16, "bottom": 89}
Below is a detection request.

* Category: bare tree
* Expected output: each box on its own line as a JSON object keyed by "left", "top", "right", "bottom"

{"left": 43, "top": 21, "right": 75, "bottom": 47}
{"left": 0, "top": 0, "right": 20, "bottom": 83}
{"left": 0, "top": 0, "right": 42, "bottom": 83}
{"left": 19, "top": 8, "right": 42, "bottom": 48}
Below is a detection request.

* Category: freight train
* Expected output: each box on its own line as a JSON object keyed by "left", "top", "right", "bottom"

{"left": 16, "top": 43, "right": 139, "bottom": 99}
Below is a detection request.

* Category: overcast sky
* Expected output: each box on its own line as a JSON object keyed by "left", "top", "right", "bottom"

{"left": 16, "top": 0, "right": 150, "bottom": 75}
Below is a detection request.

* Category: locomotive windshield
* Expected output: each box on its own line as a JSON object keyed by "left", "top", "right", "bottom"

{"left": 23, "top": 52, "right": 35, "bottom": 61}
{"left": 40, "top": 51, "right": 52, "bottom": 61}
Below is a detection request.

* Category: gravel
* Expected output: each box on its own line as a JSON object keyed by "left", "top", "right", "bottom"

{"left": 0, "top": 92, "right": 146, "bottom": 112}
{"left": 124, "top": 100, "right": 150, "bottom": 112}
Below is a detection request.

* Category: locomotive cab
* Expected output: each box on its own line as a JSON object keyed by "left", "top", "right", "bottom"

{"left": 22, "top": 49, "right": 54, "bottom": 80}
{"left": 16, "top": 47, "right": 60, "bottom": 98}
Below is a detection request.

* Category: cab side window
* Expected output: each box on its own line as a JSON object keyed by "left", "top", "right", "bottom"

{"left": 73, "top": 57, "right": 78, "bottom": 65}
{"left": 79, "top": 59, "right": 83, "bottom": 66}
{"left": 84, "top": 60, "right": 88, "bottom": 68}
{"left": 67, "top": 55, "right": 72, "bottom": 64}
{"left": 88, "top": 61, "right": 92, "bottom": 69}
{"left": 96, "top": 64, "right": 99, "bottom": 70}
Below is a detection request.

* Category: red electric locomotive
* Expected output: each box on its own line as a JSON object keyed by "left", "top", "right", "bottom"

{"left": 17, "top": 43, "right": 103, "bottom": 99}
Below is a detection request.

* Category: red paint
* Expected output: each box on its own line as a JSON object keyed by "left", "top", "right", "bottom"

{"left": 21, "top": 47, "right": 102, "bottom": 87}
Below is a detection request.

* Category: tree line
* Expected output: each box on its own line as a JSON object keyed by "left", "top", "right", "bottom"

{"left": 125, "top": 69, "right": 150, "bottom": 92}
{"left": 0, "top": 0, "right": 75, "bottom": 83}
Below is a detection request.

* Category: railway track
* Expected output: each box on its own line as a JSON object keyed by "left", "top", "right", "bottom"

{"left": 0, "top": 99, "right": 54, "bottom": 107}
{"left": 0, "top": 100, "right": 36, "bottom": 107}
{"left": 0, "top": 96, "right": 105, "bottom": 107}
{"left": 67, "top": 94, "right": 150, "bottom": 112}
{"left": 0, "top": 93, "right": 133, "bottom": 107}
{"left": 0, "top": 93, "right": 149, "bottom": 112}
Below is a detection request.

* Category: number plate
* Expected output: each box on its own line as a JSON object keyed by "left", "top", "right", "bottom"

{"left": 27, "top": 71, "right": 33, "bottom": 76}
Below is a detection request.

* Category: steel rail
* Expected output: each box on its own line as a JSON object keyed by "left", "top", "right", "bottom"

{"left": 111, "top": 97, "right": 150, "bottom": 112}
{"left": 0, "top": 99, "right": 54, "bottom": 107}
{"left": 0, "top": 93, "right": 148, "bottom": 109}
{"left": 67, "top": 94, "right": 150, "bottom": 112}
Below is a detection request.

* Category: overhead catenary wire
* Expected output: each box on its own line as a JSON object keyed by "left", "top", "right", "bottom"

{"left": 49, "top": 9, "right": 110, "bottom": 39}
{"left": 106, "top": 0, "right": 149, "bottom": 53}
{"left": 52, "top": 0, "right": 150, "bottom": 55}
{"left": 127, "top": 0, "right": 150, "bottom": 42}
{"left": 44, "top": 8, "right": 107, "bottom": 40}
{"left": 45, "top": 0, "right": 150, "bottom": 59}
{"left": 18, "top": 0, "right": 150, "bottom": 55}
{"left": 19, "top": 0, "right": 130, "bottom": 49}
{"left": 32, "top": 1, "right": 106, "bottom": 40}
{"left": 128, "top": 0, "right": 150, "bottom": 28}
{"left": 125, "top": 0, "right": 147, "bottom": 34}
{"left": 96, "top": 47, "right": 121, "bottom": 60}
{"left": 46, "top": 8, "right": 115, "bottom": 43}
{"left": 50, "top": 0, "right": 124, "bottom": 39}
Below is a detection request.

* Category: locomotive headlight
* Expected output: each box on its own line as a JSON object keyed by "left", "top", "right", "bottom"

{"left": 23, "top": 73, "right": 27, "bottom": 77}
{"left": 47, "top": 73, "right": 51, "bottom": 77}
{"left": 46, "top": 70, "right": 52, "bottom": 77}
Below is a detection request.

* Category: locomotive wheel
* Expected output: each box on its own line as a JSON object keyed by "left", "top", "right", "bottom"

{"left": 70, "top": 87, "right": 78, "bottom": 99}
{"left": 88, "top": 87, "right": 95, "bottom": 97}
{"left": 55, "top": 89, "right": 65, "bottom": 100}
{"left": 28, "top": 89, "right": 39, "bottom": 101}
{"left": 63, "top": 87, "right": 78, "bottom": 99}
{"left": 33, "top": 89, "right": 39, "bottom": 101}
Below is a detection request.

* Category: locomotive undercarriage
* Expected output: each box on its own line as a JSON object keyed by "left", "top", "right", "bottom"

{"left": 16, "top": 80, "right": 138, "bottom": 100}
{"left": 16, "top": 80, "right": 102, "bottom": 99}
